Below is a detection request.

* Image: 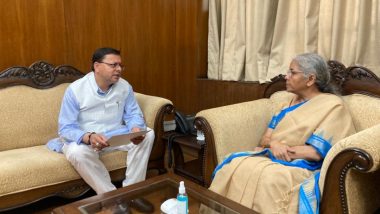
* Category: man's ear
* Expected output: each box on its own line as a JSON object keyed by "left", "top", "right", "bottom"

{"left": 306, "top": 74, "right": 316, "bottom": 87}
{"left": 93, "top": 62, "right": 99, "bottom": 72}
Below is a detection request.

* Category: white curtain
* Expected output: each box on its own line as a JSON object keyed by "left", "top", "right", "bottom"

{"left": 208, "top": 0, "right": 380, "bottom": 83}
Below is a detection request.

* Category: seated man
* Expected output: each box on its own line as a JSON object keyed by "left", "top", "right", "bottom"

{"left": 208, "top": 53, "right": 356, "bottom": 213}
{"left": 48, "top": 47, "right": 154, "bottom": 211}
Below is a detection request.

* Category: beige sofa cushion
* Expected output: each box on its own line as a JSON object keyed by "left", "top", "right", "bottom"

{"left": 135, "top": 93, "right": 172, "bottom": 129}
{"left": 0, "top": 85, "right": 171, "bottom": 152}
{"left": 196, "top": 99, "right": 273, "bottom": 163}
{"left": 343, "top": 94, "right": 380, "bottom": 131}
{"left": 0, "top": 84, "right": 68, "bottom": 151}
{"left": 271, "top": 92, "right": 380, "bottom": 131}
{"left": 0, "top": 145, "right": 127, "bottom": 196}
{"left": 268, "top": 90, "right": 294, "bottom": 114}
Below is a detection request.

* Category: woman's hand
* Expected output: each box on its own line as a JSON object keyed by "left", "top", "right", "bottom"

{"left": 253, "top": 146, "right": 264, "bottom": 152}
{"left": 287, "top": 145, "right": 322, "bottom": 161}
{"left": 260, "top": 135, "right": 271, "bottom": 147}
{"left": 270, "top": 140, "right": 294, "bottom": 162}
{"left": 259, "top": 128, "right": 273, "bottom": 148}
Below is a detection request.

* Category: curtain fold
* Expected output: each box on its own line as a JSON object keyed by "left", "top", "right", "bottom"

{"left": 208, "top": 0, "right": 380, "bottom": 83}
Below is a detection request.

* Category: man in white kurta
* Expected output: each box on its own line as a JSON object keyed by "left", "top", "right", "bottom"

{"left": 54, "top": 47, "right": 154, "bottom": 195}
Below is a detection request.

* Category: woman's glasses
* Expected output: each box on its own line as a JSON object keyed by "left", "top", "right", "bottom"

{"left": 286, "top": 69, "right": 303, "bottom": 77}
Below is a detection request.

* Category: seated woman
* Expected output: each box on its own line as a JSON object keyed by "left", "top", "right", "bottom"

{"left": 207, "top": 53, "right": 356, "bottom": 213}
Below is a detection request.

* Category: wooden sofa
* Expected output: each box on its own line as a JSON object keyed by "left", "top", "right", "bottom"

{"left": 194, "top": 61, "right": 380, "bottom": 214}
{"left": 0, "top": 61, "right": 174, "bottom": 211}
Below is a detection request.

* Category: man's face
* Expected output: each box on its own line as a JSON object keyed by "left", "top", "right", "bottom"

{"left": 93, "top": 54, "right": 123, "bottom": 85}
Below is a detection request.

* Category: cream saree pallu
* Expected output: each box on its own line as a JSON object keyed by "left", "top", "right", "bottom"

{"left": 209, "top": 93, "right": 356, "bottom": 214}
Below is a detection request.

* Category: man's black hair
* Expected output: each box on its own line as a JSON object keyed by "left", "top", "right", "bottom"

{"left": 91, "top": 47, "right": 121, "bottom": 70}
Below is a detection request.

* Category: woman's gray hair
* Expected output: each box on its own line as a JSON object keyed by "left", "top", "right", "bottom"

{"left": 293, "top": 53, "right": 336, "bottom": 94}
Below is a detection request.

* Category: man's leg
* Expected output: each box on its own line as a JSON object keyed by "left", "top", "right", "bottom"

{"left": 122, "top": 127, "right": 155, "bottom": 187}
{"left": 63, "top": 143, "right": 116, "bottom": 194}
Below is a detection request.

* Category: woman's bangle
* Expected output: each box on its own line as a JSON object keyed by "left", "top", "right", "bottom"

{"left": 262, "top": 143, "right": 271, "bottom": 148}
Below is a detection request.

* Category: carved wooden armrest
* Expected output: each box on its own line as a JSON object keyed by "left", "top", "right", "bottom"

{"left": 320, "top": 148, "right": 374, "bottom": 214}
{"left": 320, "top": 124, "right": 380, "bottom": 214}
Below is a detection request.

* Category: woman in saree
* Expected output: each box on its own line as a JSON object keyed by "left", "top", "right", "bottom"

{"left": 208, "top": 53, "right": 356, "bottom": 213}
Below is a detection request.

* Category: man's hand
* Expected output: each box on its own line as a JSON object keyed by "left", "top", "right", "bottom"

{"left": 89, "top": 133, "right": 109, "bottom": 151}
{"left": 130, "top": 127, "right": 145, "bottom": 145}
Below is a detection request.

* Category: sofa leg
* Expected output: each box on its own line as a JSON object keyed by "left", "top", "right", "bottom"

{"left": 158, "top": 168, "right": 167, "bottom": 175}
{"left": 57, "top": 184, "right": 91, "bottom": 199}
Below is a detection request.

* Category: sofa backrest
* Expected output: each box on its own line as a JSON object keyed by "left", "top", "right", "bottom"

{"left": 199, "top": 89, "right": 380, "bottom": 164}
{"left": 135, "top": 92, "right": 172, "bottom": 130}
{"left": 0, "top": 61, "right": 85, "bottom": 152}
{"left": 268, "top": 91, "right": 294, "bottom": 115}
{"left": 0, "top": 87, "right": 173, "bottom": 152}
{"left": 196, "top": 98, "right": 274, "bottom": 163}
{"left": 266, "top": 61, "right": 380, "bottom": 134}
{"left": 270, "top": 91, "right": 380, "bottom": 131}
{"left": 343, "top": 94, "right": 380, "bottom": 132}
{"left": 0, "top": 84, "right": 68, "bottom": 151}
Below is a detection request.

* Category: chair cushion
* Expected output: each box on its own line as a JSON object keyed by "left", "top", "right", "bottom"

{"left": 196, "top": 99, "right": 273, "bottom": 163}
{"left": 0, "top": 84, "right": 68, "bottom": 151}
{"left": 270, "top": 92, "right": 380, "bottom": 132}
{"left": 269, "top": 91, "right": 294, "bottom": 114}
{"left": 343, "top": 94, "right": 380, "bottom": 131}
{"left": 0, "top": 145, "right": 127, "bottom": 196}
{"left": 135, "top": 92, "right": 172, "bottom": 129}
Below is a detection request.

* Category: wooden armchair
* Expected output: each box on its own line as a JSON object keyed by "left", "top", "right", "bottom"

{"left": 194, "top": 61, "right": 380, "bottom": 214}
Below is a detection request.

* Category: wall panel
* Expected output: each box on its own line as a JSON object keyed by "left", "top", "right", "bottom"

{"left": 121, "top": 0, "right": 176, "bottom": 99}
{"left": 63, "top": 0, "right": 127, "bottom": 71}
{"left": 197, "top": 79, "right": 268, "bottom": 111}
{"left": 0, "top": 0, "right": 67, "bottom": 67}
{"left": 174, "top": 0, "right": 199, "bottom": 113}
{"left": 0, "top": 0, "right": 215, "bottom": 114}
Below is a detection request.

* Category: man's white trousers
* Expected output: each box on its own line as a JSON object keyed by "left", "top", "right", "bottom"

{"left": 62, "top": 128, "right": 154, "bottom": 194}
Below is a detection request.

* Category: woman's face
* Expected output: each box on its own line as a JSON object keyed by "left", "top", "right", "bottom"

{"left": 285, "top": 60, "right": 309, "bottom": 94}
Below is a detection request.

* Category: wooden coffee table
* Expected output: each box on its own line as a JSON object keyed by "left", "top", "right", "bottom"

{"left": 52, "top": 172, "right": 256, "bottom": 214}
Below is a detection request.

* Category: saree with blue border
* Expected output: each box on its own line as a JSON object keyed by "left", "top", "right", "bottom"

{"left": 208, "top": 93, "right": 355, "bottom": 214}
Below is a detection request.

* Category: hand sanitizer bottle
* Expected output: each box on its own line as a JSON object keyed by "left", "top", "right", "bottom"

{"left": 177, "top": 181, "right": 188, "bottom": 214}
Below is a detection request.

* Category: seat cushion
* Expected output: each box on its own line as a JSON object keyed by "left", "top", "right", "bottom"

{"left": 0, "top": 145, "right": 127, "bottom": 196}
